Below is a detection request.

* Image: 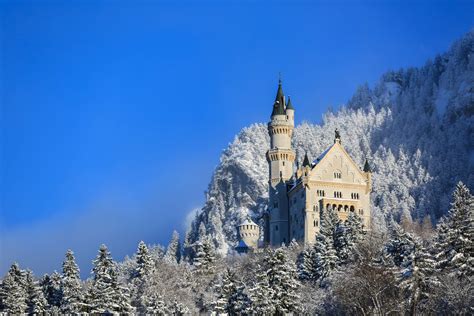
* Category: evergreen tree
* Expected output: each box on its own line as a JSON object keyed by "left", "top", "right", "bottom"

{"left": 61, "top": 249, "right": 84, "bottom": 314}
{"left": 212, "top": 268, "right": 250, "bottom": 315}
{"left": 0, "top": 263, "right": 27, "bottom": 314}
{"left": 142, "top": 292, "right": 168, "bottom": 315}
{"left": 297, "top": 246, "right": 316, "bottom": 280}
{"left": 25, "top": 270, "right": 47, "bottom": 314}
{"left": 264, "top": 248, "right": 301, "bottom": 314}
{"left": 164, "top": 230, "right": 182, "bottom": 265}
{"left": 384, "top": 221, "right": 415, "bottom": 267}
{"left": 41, "top": 271, "right": 63, "bottom": 310}
{"left": 248, "top": 264, "right": 275, "bottom": 315}
{"left": 193, "top": 236, "right": 216, "bottom": 274}
{"left": 170, "top": 300, "right": 190, "bottom": 316}
{"left": 130, "top": 241, "right": 154, "bottom": 312}
{"left": 313, "top": 208, "right": 339, "bottom": 282}
{"left": 434, "top": 182, "right": 474, "bottom": 277}
{"left": 87, "top": 244, "right": 133, "bottom": 314}
{"left": 335, "top": 212, "right": 365, "bottom": 264}
{"left": 398, "top": 236, "right": 437, "bottom": 315}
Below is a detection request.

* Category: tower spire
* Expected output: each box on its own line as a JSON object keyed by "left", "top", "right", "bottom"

{"left": 271, "top": 76, "right": 285, "bottom": 116}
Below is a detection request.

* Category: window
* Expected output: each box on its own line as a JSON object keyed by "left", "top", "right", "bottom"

{"left": 273, "top": 202, "right": 278, "bottom": 208}
{"left": 351, "top": 193, "right": 360, "bottom": 199}
{"left": 317, "top": 190, "right": 325, "bottom": 197}
{"left": 334, "top": 191, "right": 342, "bottom": 198}
{"left": 275, "top": 225, "right": 279, "bottom": 231}
{"left": 282, "top": 161, "right": 285, "bottom": 166}
{"left": 334, "top": 171, "right": 342, "bottom": 179}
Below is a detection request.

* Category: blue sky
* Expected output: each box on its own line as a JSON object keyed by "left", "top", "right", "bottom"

{"left": 1, "top": 1, "right": 473, "bottom": 277}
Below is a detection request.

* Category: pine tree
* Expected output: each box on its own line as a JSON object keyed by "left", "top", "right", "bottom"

{"left": 164, "top": 230, "right": 181, "bottom": 265}
{"left": 212, "top": 268, "right": 250, "bottom": 315}
{"left": 335, "top": 212, "right": 365, "bottom": 264}
{"left": 384, "top": 221, "right": 415, "bottom": 267}
{"left": 142, "top": 292, "right": 168, "bottom": 315}
{"left": 297, "top": 246, "right": 316, "bottom": 280}
{"left": 313, "top": 208, "right": 339, "bottom": 282}
{"left": 61, "top": 249, "right": 84, "bottom": 314}
{"left": 248, "top": 264, "right": 275, "bottom": 315}
{"left": 130, "top": 241, "right": 154, "bottom": 312}
{"left": 0, "top": 263, "right": 27, "bottom": 314}
{"left": 193, "top": 236, "right": 216, "bottom": 274}
{"left": 41, "top": 271, "right": 63, "bottom": 310}
{"left": 25, "top": 270, "right": 47, "bottom": 314}
{"left": 434, "top": 182, "right": 473, "bottom": 277}
{"left": 170, "top": 300, "right": 190, "bottom": 315}
{"left": 264, "top": 248, "right": 301, "bottom": 314}
{"left": 87, "top": 244, "right": 133, "bottom": 314}
{"left": 398, "top": 236, "right": 437, "bottom": 315}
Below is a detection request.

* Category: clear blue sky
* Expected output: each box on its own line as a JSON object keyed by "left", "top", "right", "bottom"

{"left": 1, "top": 1, "right": 473, "bottom": 277}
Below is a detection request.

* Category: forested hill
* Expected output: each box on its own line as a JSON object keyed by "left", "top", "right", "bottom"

{"left": 185, "top": 30, "right": 474, "bottom": 256}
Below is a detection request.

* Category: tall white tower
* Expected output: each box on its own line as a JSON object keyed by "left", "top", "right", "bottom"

{"left": 266, "top": 79, "right": 295, "bottom": 246}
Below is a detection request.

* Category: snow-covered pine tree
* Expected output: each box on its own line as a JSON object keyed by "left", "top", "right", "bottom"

{"left": 25, "top": 270, "right": 47, "bottom": 314}
{"left": 170, "top": 300, "right": 190, "bottom": 316}
{"left": 164, "top": 230, "right": 181, "bottom": 265}
{"left": 335, "top": 212, "right": 365, "bottom": 264}
{"left": 398, "top": 236, "right": 437, "bottom": 315}
{"left": 61, "top": 249, "right": 84, "bottom": 314}
{"left": 0, "top": 263, "right": 27, "bottom": 314}
{"left": 212, "top": 268, "right": 250, "bottom": 315}
{"left": 87, "top": 244, "right": 133, "bottom": 314}
{"left": 130, "top": 241, "right": 154, "bottom": 312}
{"left": 434, "top": 182, "right": 474, "bottom": 277}
{"left": 193, "top": 236, "right": 216, "bottom": 275}
{"left": 297, "top": 246, "right": 316, "bottom": 280}
{"left": 248, "top": 264, "right": 275, "bottom": 315}
{"left": 313, "top": 207, "right": 339, "bottom": 282}
{"left": 384, "top": 221, "right": 415, "bottom": 267}
{"left": 40, "top": 271, "right": 63, "bottom": 312}
{"left": 142, "top": 292, "right": 168, "bottom": 315}
{"left": 264, "top": 248, "right": 301, "bottom": 314}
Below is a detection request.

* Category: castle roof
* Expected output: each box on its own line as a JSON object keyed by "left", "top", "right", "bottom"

{"left": 240, "top": 217, "right": 257, "bottom": 227}
{"left": 312, "top": 144, "right": 334, "bottom": 167}
{"left": 363, "top": 159, "right": 372, "bottom": 172}
{"left": 271, "top": 79, "right": 286, "bottom": 116}
{"left": 286, "top": 96, "right": 294, "bottom": 110}
{"left": 302, "top": 152, "right": 311, "bottom": 167}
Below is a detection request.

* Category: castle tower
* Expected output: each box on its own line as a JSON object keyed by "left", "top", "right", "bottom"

{"left": 266, "top": 79, "right": 295, "bottom": 246}
{"left": 236, "top": 217, "right": 260, "bottom": 253}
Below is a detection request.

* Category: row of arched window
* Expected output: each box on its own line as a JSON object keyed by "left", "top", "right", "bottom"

{"left": 334, "top": 191, "right": 343, "bottom": 198}
{"left": 317, "top": 190, "right": 325, "bottom": 197}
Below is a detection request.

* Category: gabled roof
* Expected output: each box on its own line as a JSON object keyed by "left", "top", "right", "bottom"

{"left": 311, "top": 144, "right": 334, "bottom": 167}
{"left": 310, "top": 142, "right": 367, "bottom": 180}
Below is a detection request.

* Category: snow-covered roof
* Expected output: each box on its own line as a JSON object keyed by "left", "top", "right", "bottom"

{"left": 240, "top": 217, "right": 257, "bottom": 226}
{"left": 311, "top": 144, "right": 334, "bottom": 167}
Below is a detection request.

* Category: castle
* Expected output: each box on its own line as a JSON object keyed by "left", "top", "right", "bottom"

{"left": 237, "top": 80, "right": 372, "bottom": 252}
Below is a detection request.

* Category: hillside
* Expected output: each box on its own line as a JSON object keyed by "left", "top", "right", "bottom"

{"left": 185, "top": 30, "right": 474, "bottom": 255}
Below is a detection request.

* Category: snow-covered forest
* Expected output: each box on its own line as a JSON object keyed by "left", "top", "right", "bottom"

{"left": 1, "top": 31, "right": 473, "bottom": 315}
{"left": 1, "top": 182, "right": 472, "bottom": 314}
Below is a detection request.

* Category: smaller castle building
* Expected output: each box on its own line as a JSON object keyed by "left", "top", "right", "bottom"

{"left": 235, "top": 217, "right": 260, "bottom": 254}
